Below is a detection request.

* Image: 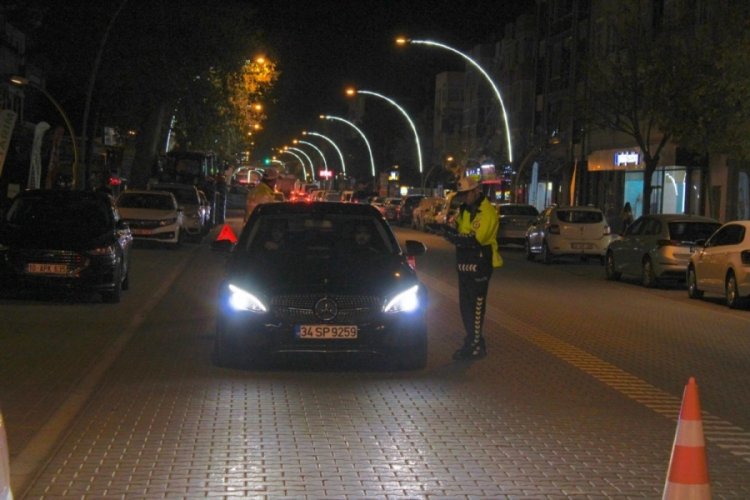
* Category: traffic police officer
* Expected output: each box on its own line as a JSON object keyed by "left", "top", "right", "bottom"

{"left": 448, "top": 176, "right": 502, "bottom": 360}
{"left": 245, "top": 167, "right": 279, "bottom": 223}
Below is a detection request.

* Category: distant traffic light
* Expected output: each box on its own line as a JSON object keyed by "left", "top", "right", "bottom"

{"left": 263, "top": 157, "right": 271, "bottom": 165}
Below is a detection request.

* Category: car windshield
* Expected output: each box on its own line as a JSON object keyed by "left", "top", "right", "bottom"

{"left": 118, "top": 193, "right": 175, "bottom": 210}
{"left": 500, "top": 205, "right": 538, "bottom": 216}
{"left": 668, "top": 221, "right": 721, "bottom": 242}
{"left": 240, "top": 214, "right": 395, "bottom": 256}
{"left": 6, "top": 196, "right": 112, "bottom": 230}
{"left": 556, "top": 209, "right": 603, "bottom": 223}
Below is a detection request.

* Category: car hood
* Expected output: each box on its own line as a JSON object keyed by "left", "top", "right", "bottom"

{"left": 119, "top": 207, "right": 178, "bottom": 220}
{"left": 0, "top": 223, "right": 115, "bottom": 250}
{"left": 225, "top": 251, "right": 418, "bottom": 297}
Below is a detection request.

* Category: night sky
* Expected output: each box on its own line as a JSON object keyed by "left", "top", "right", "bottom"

{"left": 250, "top": 1, "right": 530, "bottom": 156}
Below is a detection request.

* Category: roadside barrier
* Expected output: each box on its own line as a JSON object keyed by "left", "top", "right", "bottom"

{"left": 663, "top": 377, "right": 710, "bottom": 499}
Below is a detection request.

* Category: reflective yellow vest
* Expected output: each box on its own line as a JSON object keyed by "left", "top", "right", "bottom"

{"left": 456, "top": 196, "right": 503, "bottom": 268}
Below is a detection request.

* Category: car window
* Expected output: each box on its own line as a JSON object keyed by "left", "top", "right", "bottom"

{"left": 500, "top": 205, "right": 538, "bottom": 216}
{"left": 643, "top": 219, "right": 661, "bottom": 236}
{"left": 119, "top": 193, "right": 175, "bottom": 210}
{"left": 156, "top": 187, "right": 198, "bottom": 205}
{"left": 555, "top": 209, "right": 603, "bottom": 223}
{"left": 8, "top": 196, "right": 112, "bottom": 230}
{"left": 625, "top": 217, "right": 646, "bottom": 236}
{"left": 707, "top": 224, "right": 744, "bottom": 247}
{"left": 668, "top": 221, "right": 722, "bottom": 242}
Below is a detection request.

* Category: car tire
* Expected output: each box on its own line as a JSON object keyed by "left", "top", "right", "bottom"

{"left": 525, "top": 240, "right": 535, "bottom": 261}
{"left": 687, "top": 266, "right": 703, "bottom": 299}
{"left": 641, "top": 257, "right": 658, "bottom": 288}
{"left": 541, "top": 241, "right": 552, "bottom": 265}
{"left": 121, "top": 269, "right": 130, "bottom": 291}
{"left": 101, "top": 284, "right": 121, "bottom": 304}
{"left": 396, "top": 330, "right": 427, "bottom": 370}
{"left": 726, "top": 271, "right": 745, "bottom": 309}
{"left": 605, "top": 252, "right": 621, "bottom": 281}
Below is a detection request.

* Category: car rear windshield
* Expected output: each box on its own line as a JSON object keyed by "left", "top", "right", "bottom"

{"left": 119, "top": 193, "right": 175, "bottom": 210}
{"left": 668, "top": 221, "right": 721, "bottom": 242}
{"left": 7, "top": 196, "right": 112, "bottom": 230}
{"left": 156, "top": 187, "right": 197, "bottom": 205}
{"left": 500, "top": 205, "right": 538, "bottom": 216}
{"left": 556, "top": 210, "right": 603, "bottom": 223}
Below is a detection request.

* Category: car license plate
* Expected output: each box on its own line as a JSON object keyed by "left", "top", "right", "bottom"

{"left": 296, "top": 325, "right": 358, "bottom": 339}
{"left": 572, "top": 242, "right": 593, "bottom": 249}
{"left": 27, "top": 263, "right": 68, "bottom": 275}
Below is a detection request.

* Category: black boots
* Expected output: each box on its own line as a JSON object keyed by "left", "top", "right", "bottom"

{"left": 452, "top": 336, "right": 487, "bottom": 360}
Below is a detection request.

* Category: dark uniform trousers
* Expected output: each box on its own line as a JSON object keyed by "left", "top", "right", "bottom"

{"left": 457, "top": 244, "right": 493, "bottom": 349}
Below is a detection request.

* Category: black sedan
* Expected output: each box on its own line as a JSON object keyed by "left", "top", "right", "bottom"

{"left": 212, "top": 202, "right": 429, "bottom": 369}
{"left": 0, "top": 190, "right": 133, "bottom": 303}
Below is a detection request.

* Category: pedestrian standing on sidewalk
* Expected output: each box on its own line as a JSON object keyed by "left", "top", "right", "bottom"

{"left": 446, "top": 176, "right": 502, "bottom": 360}
{"left": 620, "top": 201, "right": 634, "bottom": 234}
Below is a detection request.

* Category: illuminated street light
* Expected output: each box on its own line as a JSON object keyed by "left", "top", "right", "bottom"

{"left": 320, "top": 114, "right": 376, "bottom": 179}
{"left": 397, "top": 36, "right": 513, "bottom": 164}
{"left": 280, "top": 150, "right": 310, "bottom": 181}
{"left": 10, "top": 75, "right": 79, "bottom": 188}
{"left": 302, "top": 131, "right": 346, "bottom": 175}
{"left": 347, "top": 87, "right": 423, "bottom": 183}
{"left": 294, "top": 139, "right": 329, "bottom": 174}
{"left": 286, "top": 146, "right": 316, "bottom": 181}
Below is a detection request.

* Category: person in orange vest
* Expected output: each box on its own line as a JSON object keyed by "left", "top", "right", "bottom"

{"left": 244, "top": 167, "right": 279, "bottom": 223}
{"left": 446, "top": 176, "right": 503, "bottom": 360}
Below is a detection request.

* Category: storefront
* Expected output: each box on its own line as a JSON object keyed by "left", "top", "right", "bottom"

{"left": 587, "top": 146, "right": 701, "bottom": 219}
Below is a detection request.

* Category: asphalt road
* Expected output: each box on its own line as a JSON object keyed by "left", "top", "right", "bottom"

{"left": 2, "top": 211, "right": 750, "bottom": 498}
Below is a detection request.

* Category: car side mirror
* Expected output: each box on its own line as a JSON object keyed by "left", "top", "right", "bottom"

{"left": 116, "top": 220, "right": 130, "bottom": 231}
{"left": 404, "top": 239, "right": 427, "bottom": 257}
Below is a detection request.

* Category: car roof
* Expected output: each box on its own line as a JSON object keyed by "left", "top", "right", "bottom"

{"left": 17, "top": 189, "right": 111, "bottom": 203}
{"left": 253, "top": 201, "right": 382, "bottom": 217}
{"left": 552, "top": 205, "right": 603, "bottom": 212}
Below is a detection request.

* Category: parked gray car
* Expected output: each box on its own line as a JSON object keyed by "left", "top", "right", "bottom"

{"left": 605, "top": 213, "right": 721, "bottom": 287}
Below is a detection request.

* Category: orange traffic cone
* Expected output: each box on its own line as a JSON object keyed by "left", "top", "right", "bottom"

{"left": 663, "top": 377, "right": 710, "bottom": 500}
{"left": 215, "top": 224, "right": 238, "bottom": 244}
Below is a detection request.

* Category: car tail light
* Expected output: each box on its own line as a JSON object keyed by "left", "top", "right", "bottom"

{"left": 741, "top": 250, "right": 750, "bottom": 265}
{"left": 548, "top": 224, "right": 560, "bottom": 235}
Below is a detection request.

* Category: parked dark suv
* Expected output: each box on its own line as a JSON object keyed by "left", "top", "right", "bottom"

{"left": 396, "top": 194, "right": 426, "bottom": 227}
{"left": 0, "top": 190, "right": 133, "bottom": 302}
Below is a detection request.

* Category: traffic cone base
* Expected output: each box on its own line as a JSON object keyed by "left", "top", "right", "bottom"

{"left": 663, "top": 377, "right": 710, "bottom": 500}
{"left": 215, "top": 224, "right": 238, "bottom": 244}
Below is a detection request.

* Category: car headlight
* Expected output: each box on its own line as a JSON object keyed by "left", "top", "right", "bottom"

{"left": 383, "top": 285, "right": 420, "bottom": 314}
{"left": 227, "top": 284, "right": 267, "bottom": 313}
{"left": 159, "top": 218, "right": 178, "bottom": 226}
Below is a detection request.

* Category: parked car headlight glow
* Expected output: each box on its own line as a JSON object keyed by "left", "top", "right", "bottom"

{"left": 227, "top": 284, "right": 267, "bottom": 312}
{"left": 383, "top": 285, "right": 420, "bottom": 313}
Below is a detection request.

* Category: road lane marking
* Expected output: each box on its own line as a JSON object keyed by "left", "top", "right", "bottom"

{"left": 419, "top": 271, "right": 750, "bottom": 464}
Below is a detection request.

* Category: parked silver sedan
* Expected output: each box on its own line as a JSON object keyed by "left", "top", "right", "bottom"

{"left": 605, "top": 213, "right": 721, "bottom": 287}
{"left": 687, "top": 220, "right": 750, "bottom": 308}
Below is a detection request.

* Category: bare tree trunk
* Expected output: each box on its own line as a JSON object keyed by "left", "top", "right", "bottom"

{"left": 130, "top": 103, "right": 167, "bottom": 189}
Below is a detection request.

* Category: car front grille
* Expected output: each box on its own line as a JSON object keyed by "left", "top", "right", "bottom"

{"left": 125, "top": 219, "right": 163, "bottom": 229}
{"left": 271, "top": 294, "right": 382, "bottom": 323}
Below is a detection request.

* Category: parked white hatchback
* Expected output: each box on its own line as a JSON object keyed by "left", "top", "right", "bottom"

{"left": 525, "top": 205, "right": 613, "bottom": 264}
{"left": 687, "top": 220, "right": 750, "bottom": 309}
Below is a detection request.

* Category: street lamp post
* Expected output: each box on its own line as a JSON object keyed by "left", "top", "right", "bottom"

{"left": 295, "top": 140, "right": 328, "bottom": 174}
{"left": 280, "top": 150, "right": 310, "bottom": 182}
{"left": 396, "top": 36, "right": 514, "bottom": 165}
{"left": 320, "top": 114, "right": 376, "bottom": 180}
{"left": 347, "top": 87, "right": 424, "bottom": 187}
{"left": 303, "top": 131, "right": 346, "bottom": 175}
{"left": 286, "top": 146, "right": 316, "bottom": 182}
{"left": 10, "top": 75, "right": 79, "bottom": 189}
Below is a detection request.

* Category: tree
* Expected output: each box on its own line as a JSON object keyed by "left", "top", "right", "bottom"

{"left": 584, "top": 1, "right": 750, "bottom": 215}
{"left": 584, "top": 2, "right": 672, "bottom": 215}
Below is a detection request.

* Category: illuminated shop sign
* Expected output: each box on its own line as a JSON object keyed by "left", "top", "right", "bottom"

{"left": 614, "top": 151, "right": 640, "bottom": 167}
